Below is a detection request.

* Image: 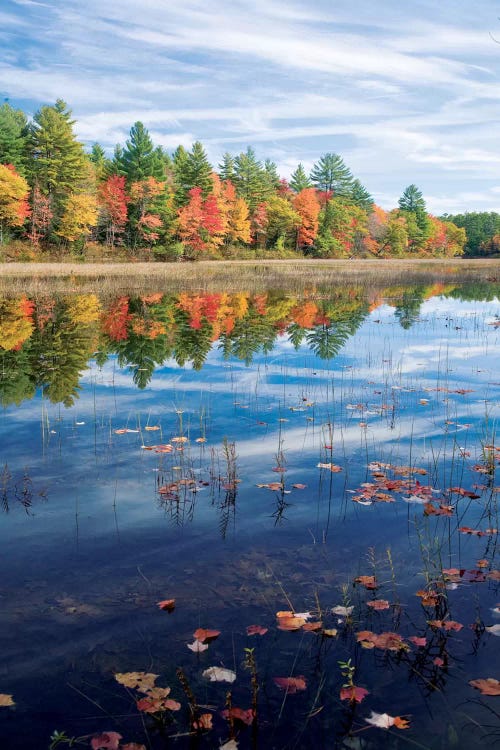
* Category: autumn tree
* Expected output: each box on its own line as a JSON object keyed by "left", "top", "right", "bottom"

{"left": 128, "top": 177, "right": 165, "bottom": 246}
{"left": 0, "top": 164, "right": 30, "bottom": 243}
{"left": 265, "top": 195, "right": 301, "bottom": 250}
{"left": 27, "top": 185, "right": 53, "bottom": 247}
{"left": 98, "top": 174, "right": 130, "bottom": 245}
{"left": 56, "top": 193, "right": 98, "bottom": 244}
{"left": 293, "top": 188, "right": 320, "bottom": 248}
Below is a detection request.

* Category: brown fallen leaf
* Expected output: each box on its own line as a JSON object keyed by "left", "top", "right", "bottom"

{"left": 469, "top": 678, "right": 500, "bottom": 696}
{"left": 340, "top": 685, "right": 369, "bottom": 703}
{"left": 0, "top": 694, "right": 15, "bottom": 707}
{"left": 193, "top": 628, "right": 220, "bottom": 643}
{"left": 115, "top": 672, "right": 158, "bottom": 693}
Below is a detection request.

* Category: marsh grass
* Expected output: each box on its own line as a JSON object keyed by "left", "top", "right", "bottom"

{"left": 0, "top": 258, "right": 498, "bottom": 296}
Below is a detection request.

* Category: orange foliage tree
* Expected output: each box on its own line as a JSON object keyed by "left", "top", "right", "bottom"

{"left": 0, "top": 163, "right": 30, "bottom": 242}
{"left": 293, "top": 188, "right": 320, "bottom": 248}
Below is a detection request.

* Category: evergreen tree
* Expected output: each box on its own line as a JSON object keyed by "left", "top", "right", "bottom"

{"left": 310, "top": 153, "right": 354, "bottom": 196}
{"left": 110, "top": 145, "right": 126, "bottom": 177}
{"left": 185, "top": 141, "right": 213, "bottom": 195}
{"left": 349, "top": 178, "right": 374, "bottom": 211}
{"left": 89, "top": 143, "right": 111, "bottom": 181}
{"left": 398, "top": 184, "right": 426, "bottom": 214}
{"left": 29, "top": 99, "right": 88, "bottom": 203}
{"left": 398, "top": 184, "right": 430, "bottom": 244}
{"left": 263, "top": 159, "right": 280, "bottom": 192}
{"left": 289, "top": 163, "right": 312, "bottom": 193}
{"left": 233, "top": 147, "right": 270, "bottom": 210}
{"left": 218, "top": 152, "right": 235, "bottom": 182}
{"left": 0, "top": 103, "right": 28, "bottom": 174}
{"left": 117, "top": 122, "right": 164, "bottom": 182}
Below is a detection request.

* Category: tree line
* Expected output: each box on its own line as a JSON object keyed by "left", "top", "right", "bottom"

{"left": 0, "top": 99, "right": 497, "bottom": 260}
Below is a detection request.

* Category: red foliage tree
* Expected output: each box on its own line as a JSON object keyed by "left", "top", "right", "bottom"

{"left": 98, "top": 175, "right": 130, "bottom": 246}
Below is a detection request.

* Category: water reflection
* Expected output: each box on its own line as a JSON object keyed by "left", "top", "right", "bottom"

{"left": 1, "top": 281, "right": 497, "bottom": 406}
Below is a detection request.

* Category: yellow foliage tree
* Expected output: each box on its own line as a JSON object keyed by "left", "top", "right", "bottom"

{"left": 0, "top": 299, "right": 34, "bottom": 350}
{"left": 0, "top": 164, "right": 30, "bottom": 242}
{"left": 65, "top": 294, "right": 102, "bottom": 324}
{"left": 56, "top": 193, "right": 98, "bottom": 242}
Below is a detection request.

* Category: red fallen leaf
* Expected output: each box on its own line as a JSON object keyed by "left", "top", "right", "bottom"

{"left": 340, "top": 685, "right": 369, "bottom": 703}
{"left": 433, "top": 657, "right": 445, "bottom": 667}
{"left": 488, "top": 570, "right": 500, "bottom": 581}
{"left": 272, "top": 466, "right": 287, "bottom": 473}
{"left": 469, "top": 678, "right": 500, "bottom": 696}
{"left": 428, "top": 620, "right": 463, "bottom": 631}
{"left": 192, "top": 713, "right": 213, "bottom": 730}
{"left": 367, "top": 599, "right": 390, "bottom": 611}
{"left": 121, "top": 744, "right": 147, "bottom": 750}
{"left": 91, "top": 733, "right": 122, "bottom": 750}
{"left": 157, "top": 599, "right": 175, "bottom": 612}
{"left": 246, "top": 624, "right": 268, "bottom": 636}
{"left": 137, "top": 693, "right": 181, "bottom": 713}
{"left": 221, "top": 707, "right": 255, "bottom": 725}
{"left": 424, "top": 502, "right": 454, "bottom": 516}
{"left": 273, "top": 676, "right": 307, "bottom": 694}
{"left": 408, "top": 636, "right": 427, "bottom": 647}
{"left": 448, "top": 487, "right": 481, "bottom": 499}
{"left": 354, "top": 575, "right": 378, "bottom": 590}
{"left": 416, "top": 589, "right": 440, "bottom": 607}
{"left": 292, "top": 483, "right": 307, "bottom": 489}
{"left": 193, "top": 628, "right": 220, "bottom": 643}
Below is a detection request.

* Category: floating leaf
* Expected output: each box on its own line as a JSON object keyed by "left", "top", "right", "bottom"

{"left": 246, "top": 625, "right": 268, "bottom": 636}
{"left": 0, "top": 694, "right": 14, "bottom": 707}
{"left": 292, "top": 483, "right": 307, "bottom": 490}
{"left": 276, "top": 616, "right": 306, "bottom": 631}
{"left": 157, "top": 599, "right": 175, "bottom": 612}
{"left": 322, "top": 628, "right": 338, "bottom": 637}
{"left": 485, "top": 624, "right": 500, "bottom": 636}
{"left": 273, "top": 676, "right": 307, "bottom": 694}
{"left": 203, "top": 667, "right": 236, "bottom": 683}
{"left": 354, "top": 575, "right": 378, "bottom": 590}
{"left": 408, "top": 636, "right": 427, "bottom": 647}
{"left": 136, "top": 688, "right": 181, "bottom": 713}
{"left": 340, "top": 685, "right": 369, "bottom": 703}
{"left": 367, "top": 599, "right": 390, "bottom": 611}
{"left": 144, "top": 425, "right": 160, "bottom": 431}
{"left": 220, "top": 740, "right": 239, "bottom": 750}
{"left": 187, "top": 639, "right": 209, "bottom": 652}
{"left": 469, "top": 678, "right": 500, "bottom": 696}
{"left": 91, "top": 733, "right": 122, "bottom": 750}
{"left": 221, "top": 707, "right": 255, "bottom": 725}
{"left": 192, "top": 713, "right": 213, "bottom": 729}
{"left": 193, "top": 628, "right": 220, "bottom": 643}
{"left": 317, "top": 462, "right": 342, "bottom": 472}
{"left": 302, "top": 621, "right": 323, "bottom": 632}
{"left": 115, "top": 672, "right": 158, "bottom": 693}
{"left": 356, "top": 631, "right": 407, "bottom": 651}
{"left": 365, "top": 711, "right": 410, "bottom": 729}
{"left": 331, "top": 605, "right": 353, "bottom": 617}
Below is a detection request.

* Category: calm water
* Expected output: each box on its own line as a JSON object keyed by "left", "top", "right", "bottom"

{"left": 0, "top": 281, "right": 499, "bottom": 749}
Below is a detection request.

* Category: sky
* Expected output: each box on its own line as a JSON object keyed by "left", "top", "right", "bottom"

{"left": 1, "top": 0, "right": 500, "bottom": 214}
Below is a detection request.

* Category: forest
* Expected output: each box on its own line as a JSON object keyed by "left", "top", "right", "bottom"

{"left": 0, "top": 99, "right": 499, "bottom": 261}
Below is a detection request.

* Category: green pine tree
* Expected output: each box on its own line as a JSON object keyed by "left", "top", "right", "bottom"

{"left": 289, "top": 163, "right": 312, "bottom": 193}
{"left": 233, "top": 147, "right": 270, "bottom": 210}
{"left": 118, "top": 121, "right": 164, "bottom": 182}
{"left": 0, "top": 103, "right": 28, "bottom": 174}
{"left": 185, "top": 141, "right": 213, "bottom": 195}
{"left": 310, "top": 152, "right": 354, "bottom": 196}
{"left": 29, "top": 99, "right": 88, "bottom": 203}
{"left": 349, "top": 178, "right": 374, "bottom": 211}
{"left": 219, "top": 152, "right": 235, "bottom": 182}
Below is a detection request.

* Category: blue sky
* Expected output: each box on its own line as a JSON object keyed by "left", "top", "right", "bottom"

{"left": 2, "top": 0, "right": 500, "bottom": 214}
